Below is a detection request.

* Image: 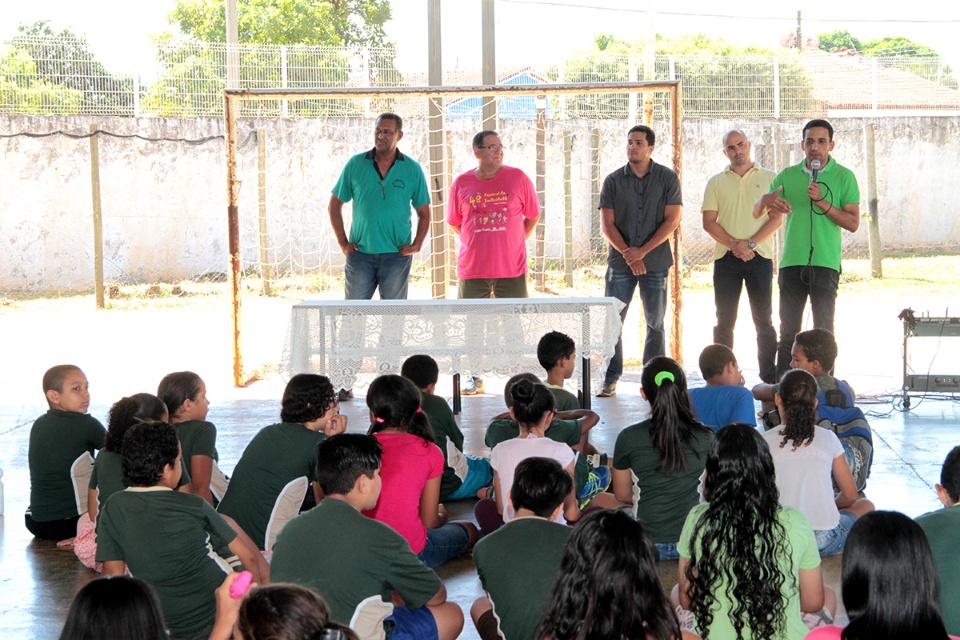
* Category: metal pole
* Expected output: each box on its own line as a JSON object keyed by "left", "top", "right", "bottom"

{"left": 481, "top": 0, "right": 497, "bottom": 129}
{"left": 534, "top": 98, "right": 546, "bottom": 291}
{"left": 427, "top": 0, "right": 447, "bottom": 299}
{"left": 89, "top": 123, "right": 104, "bottom": 310}
{"left": 225, "top": 94, "right": 243, "bottom": 385}
{"left": 257, "top": 128, "right": 274, "bottom": 295}
{"left": 226, "top": 0, "right": 240, "bottom": 89}
{"left": 670, "top": 85, "right": 684, "bottom": 366}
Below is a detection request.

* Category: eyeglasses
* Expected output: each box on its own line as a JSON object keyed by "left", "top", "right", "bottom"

{"left": 477, "top": 144, "right": 506, "bottom": 151}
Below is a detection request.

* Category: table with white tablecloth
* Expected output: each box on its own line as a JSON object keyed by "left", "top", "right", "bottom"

{"left": 281, "top": 297, "right": 624, "bottom": 410}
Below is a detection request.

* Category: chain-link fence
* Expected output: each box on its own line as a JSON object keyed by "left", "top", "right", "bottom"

{"left": 4, "top": 35, "right": 959, "bottom": 118}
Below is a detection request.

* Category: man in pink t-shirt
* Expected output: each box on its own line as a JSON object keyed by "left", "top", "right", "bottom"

{"left": 447, "top": 130, "right": 540, "bottom": 299}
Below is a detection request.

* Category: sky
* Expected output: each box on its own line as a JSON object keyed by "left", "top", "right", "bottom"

{"left": 3, "top": 0, "right": 960, "bottom": 77}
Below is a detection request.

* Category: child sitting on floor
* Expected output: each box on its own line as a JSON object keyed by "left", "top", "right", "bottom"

{"left": 689, "top": 344, "right": 757, "bottom": 430}
{"left": 27, "top": 364, "right": 105, "bottom": 541}
{"left": 159, "top": 371, "right": 229, "bottom": 506}
{"left": 471, "top": 456, "right": 574, "bottom": 640}
{"left": 363, "top": 374, "right": 479, "bottom": 568}
{"left": 612, "top": 356, "right": 714, "bottom": 560}
{"left": 270, "top": 433, "right": 464, "bottom": 640}
{"left": 96, "top": 422, "right": 265, "bottom": 639}
{"left": 761, "top": 368, "right": 874, "bottom": 556}
{"left": 915, "top": 445, "right": 960, "bottom": 637}
{"left": 400, "top": 354, "right": 493, "bottom": 501}
{"left": 676, "top": 423, "right": 833, "bottom": 640}
{"left": 538, "top": 331, "right": 581, "bottom": 411}
{"left": 217, "top": 374, "right": 347, "bottom": 551}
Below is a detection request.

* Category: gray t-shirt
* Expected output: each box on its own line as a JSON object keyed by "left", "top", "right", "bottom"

{"left": 599, "top": 161, "right": 682, "bottom": 273}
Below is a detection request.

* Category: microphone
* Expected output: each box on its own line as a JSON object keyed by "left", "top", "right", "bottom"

{"left": 811, "top": 159, "right": 821, "bottom": 182}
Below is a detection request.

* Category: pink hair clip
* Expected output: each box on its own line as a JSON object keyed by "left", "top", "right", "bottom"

{"left": 416, "top": 407, "right": 423, "bottom": 414}
{"left": 375, "top": 417, "right": 385, "bottom": 423}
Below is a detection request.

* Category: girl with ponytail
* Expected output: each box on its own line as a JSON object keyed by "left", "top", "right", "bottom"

{"left": 364, "top": 374, "right": 478, "bottom": 568}
{"left": 611, "top": 356, "right": 714, "bottom": 559}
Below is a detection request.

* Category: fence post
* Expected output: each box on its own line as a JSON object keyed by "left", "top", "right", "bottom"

{"left": 863, "top": 122, "right": 882, "bottom": 278}
{"left": 89, "top": 123, "right": 105, "bottom": 310}
{"left": 534, "top": 99, "right": 546, "bottom": 291}
{"left": 280, "top": 45, "right": 288, "bottom": 118}
{"left": 872, "top": 58, "right": 879, "bottom": 113}
{"left": 563, "top": 131, "right": 573, "bottom": 287}
{"left": 133, "top": 75, "right": 140, "bottom": 118}
{"left": 772, "top": 57, "right": 781, "bottom": 119}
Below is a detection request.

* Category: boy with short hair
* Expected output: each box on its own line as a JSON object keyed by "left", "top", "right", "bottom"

{"left": 26, "top": 364, "right": 106, "bottom": 540}
{"left": 271, "top": 433, "right": 464, "bottom": 640}
{"left": 97, "top": 422, "right": 263, "bottom": 640}
{"left": 400, "top": 354, "right": 493, "bottom": 501}
{"left": 537, "top": 331, "right": 580, "bottom": 411}
{"left": 916, "top": 445, "right": 960, "bottom": 636}
{"left": 689, "top": 344, "right": 757, "bottom": 429}
{"left": 472, "top": 456, "right": 573, "bottom": 640}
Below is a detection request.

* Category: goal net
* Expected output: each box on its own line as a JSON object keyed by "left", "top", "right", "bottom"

{"left": 223, "top": 81, "right": 682, "bottom": 384}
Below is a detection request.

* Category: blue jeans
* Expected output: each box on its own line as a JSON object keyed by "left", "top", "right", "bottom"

{"left": 713, "top": 253, "right": 778, "bottom": 384}
{"left": 604, "top": 267, "right": 668, "bottom": 384}
{"left": 815, "top": 510, "right": 857, "bottom": 556}
{"left": 416, "top": 523, "right": 471, "bottom": 568}
{"left": 777, "top": 265, "right": 839, "bottom": 379}
{"left": 344, "top": 251, "right": 412, "bottom": 300}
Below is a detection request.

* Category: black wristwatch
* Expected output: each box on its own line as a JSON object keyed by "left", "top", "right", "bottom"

{"left": 747, "top": 239, "right": 757, "bottom": 249}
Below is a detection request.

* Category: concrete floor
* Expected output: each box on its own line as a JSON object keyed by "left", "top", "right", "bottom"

{"left": 1, "top": 371, "right": 958, "bottom": 640}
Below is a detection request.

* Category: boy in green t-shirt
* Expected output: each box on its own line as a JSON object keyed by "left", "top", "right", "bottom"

{"left": 97, "top": 422, "right": 264, "bottom": 639}
{"left": 537, "top": 331, "right": 581, "bottom": 411}
{"left": 472, "top": 456, "right": 573, "bottom": 640}
{"left": 271, "top": 433, "right": 464, "bottom": 640}
{"left": 916, "top": 445, "right": 960, "bottom": 637}
{"left": 400, "top": 354, "right": 493, "bottom": 501}
{"left": 26, "top": 364, "right": 105, "bottom": 540}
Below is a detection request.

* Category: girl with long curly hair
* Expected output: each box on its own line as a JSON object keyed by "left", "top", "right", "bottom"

{"left": 536, "top": 509, "right": 697, "bottom": 640}
{"left": 762, "top": 368, "right": 874, "bottom": 556}
{"left": 677, "top": 423, "right": 832, "bottom": 640}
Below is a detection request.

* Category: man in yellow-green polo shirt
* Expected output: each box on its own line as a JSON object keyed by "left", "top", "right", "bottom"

{"left": 702, "top": 129, "right": 781, "bottom": 384}
{"left": 754, "top": 119, "right": 861, "bottom": 379}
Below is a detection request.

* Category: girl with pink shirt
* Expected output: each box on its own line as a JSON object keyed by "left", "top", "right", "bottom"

{"left": 363, "top": 375, "right": 479, "bottom": 568}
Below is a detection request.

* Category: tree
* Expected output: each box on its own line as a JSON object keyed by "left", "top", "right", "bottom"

{"left": 0, "top": 44, "right": 84, "bottom": 115}
{"left": 168, "top": 0, "right": 392, "bottom": 47}
{"left": 818, "top": 30, "right": 862, "bottom": 53}
{"left": 818, "top": 32, "right": 957, "bottom": 90}
{"left": 12, "top": 21, "right": 134, "bottom": 114}
{"left": 550, "top": 33, "right": 814, "bottom": 119}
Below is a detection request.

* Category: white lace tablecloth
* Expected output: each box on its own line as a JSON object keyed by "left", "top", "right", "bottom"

{"left": 281, "top": 297, "right": 625, "bottom": 394}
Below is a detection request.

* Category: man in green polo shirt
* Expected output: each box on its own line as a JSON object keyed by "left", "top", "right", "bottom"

{"left": 329, "top": 112, "right": 431, "bottom": 301}
{"left": 754, "top": 119, "right": 860, "bottom": 379}
{"left": 702, "top": 129, "right": 781, "bottom": 383}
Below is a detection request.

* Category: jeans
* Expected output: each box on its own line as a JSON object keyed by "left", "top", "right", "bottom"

{"left": 458, "top": 274, "right": 528, "bottom": 298}
{"left": 814, "top": 509, "right": 857, "bottom": 556}
{"left": 416, "top": 523, "right": 471, "bottom": 568}
{"left": 344, "top": 251, "right": 412, "bottom": 300}
{"left": 713, "top": 253, "right": 778, "bottom": 383}
{"left": 777, "top": 265, "right": 839, "bottom": 379}
{"left": 604, "top": 267, "right": 668, "bottom": 384}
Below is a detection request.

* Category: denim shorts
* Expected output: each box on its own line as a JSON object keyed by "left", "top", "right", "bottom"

{"left": 385, "top": 604, "right": 438, "bottom": 640}
{"left": 815, "top": 510, "right": 858, "bottom": 556}
{"left": 655, "top": 542, "right": 680, "bottom": 561}
{"left": 416, "top": 523, "right": 471, "bottom": 568}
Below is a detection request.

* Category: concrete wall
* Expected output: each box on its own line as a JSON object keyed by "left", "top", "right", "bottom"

{"left": 2, "top": 114, "right": 958, "bottom": 292}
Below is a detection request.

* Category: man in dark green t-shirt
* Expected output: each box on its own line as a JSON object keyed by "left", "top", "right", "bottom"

{"left": 916, "top": 445, "right": 960, "bottom": 636}
{"left": 753, "top": 119, "right": 861, "bottom": 379}
{"left": 472, "top": 456, "right": 573, "bottom": 640}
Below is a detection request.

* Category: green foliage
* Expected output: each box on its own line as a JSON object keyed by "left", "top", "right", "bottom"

{"left": 11, "top": 21, "right": 134, "bottom": 113}
{"left": 818, "top": 32, "right": 957, "bottom": 89}
{"left": 549, "top": 33, "right": 815, "bottom": 119}
{"left": 0, "top": 44, "right": 84, "bottom": 115}
{"left": 818, "top": 30, "right": 862, "bottom": 52}
{"left": 168, "top": 0, "right": 392, "bottom": 47}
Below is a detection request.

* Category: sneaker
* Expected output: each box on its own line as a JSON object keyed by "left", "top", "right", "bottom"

{"left": 802, "top": 607, "right": 834, "bottom": 630}
{"left": 462, "top": 376, "right": 484, "bottom": 395}
{"left": 596, "top": 382, "right": 617, "bottom": 398}
{"left": 337, "top": 388, "right": 353, "bottom": 402}
{"left": 675, "top": 605, "right": 697, "bottom": 633}
{"left": 578, "top": 465, "right": 611, "bottom": 508}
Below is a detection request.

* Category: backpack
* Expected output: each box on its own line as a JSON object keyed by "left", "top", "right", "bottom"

{"left": 816, "top": 380, "right": 873, "bottom": 492}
